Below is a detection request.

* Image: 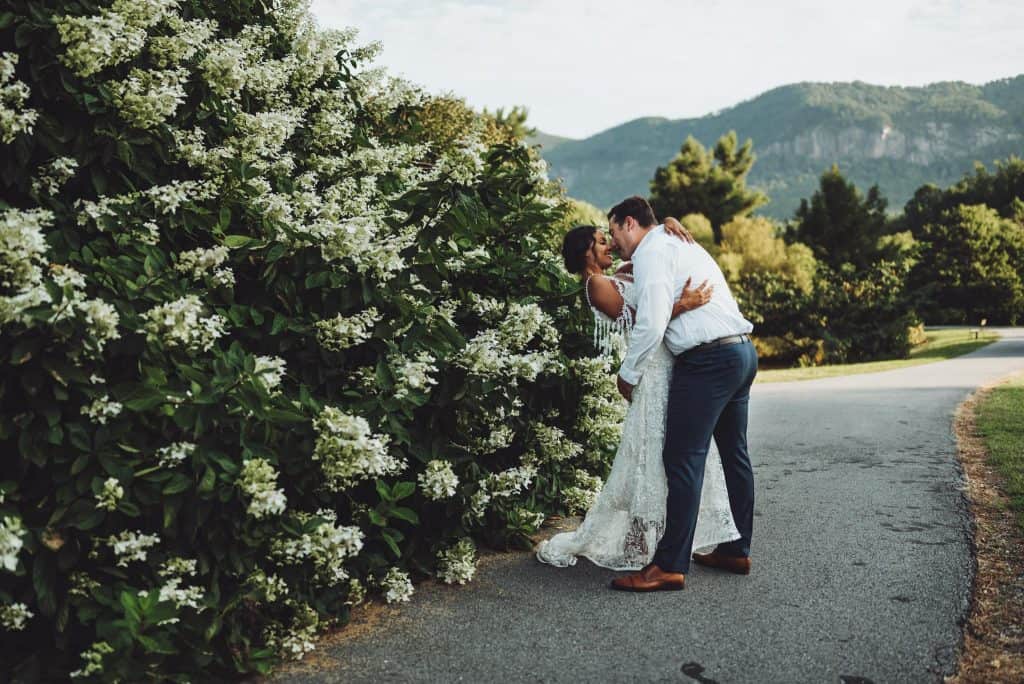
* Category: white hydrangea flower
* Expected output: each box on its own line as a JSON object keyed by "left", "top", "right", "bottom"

{"left": 155, "top": 576, "right": 205, "bottom": 611}
{"left": 50, "top": 264, "right": 86, "bottom": 291}
{"left": 0, "top": 208, "right": 52, "bottom": 293}
{"left": 391, "top": 351, "right": 438, "bottom": 399}
{"left": 434, "top": 138, "right": 486, "bottom": 186}
{"left": 247, "top": 568, "right": 289, "bottom": 603}
{"left": 533, "top": 423, "right": 583, "bottom": 463}
{"left": 571, "top": 357, "right": 625, "bottom": 456}
{"left": 457, "top": 421, "right": 514, "bottom": 456}
{"left": 380, "top": 567, "right": 413, "bottom": 603}
{"left": 465, "top": 486, "right": 492, "bottom": 522}
{"left": 81, "top": 395, "right": 123, "bottom": 425}
{"left": 312, "top": 407, "right": 404, "bottom": 490}
{"left": 238, "top": 458, "right": 287, "bottom": 519}
{"left": 209, "top": 267, "right": 235, "bottom": 288}
{"left": 344, "top": 578, "right": 365, "bottom": 606}
{"left": 485, "top": 465, "right": 537, "bottom": 500}
{"left": 436, "top": 539, "right": 476, "bottom": 585}
{"left": 0, "top": 52, "right": 38, "bottom": 144}
{"left": 110, "top": 67, "right": 188, "bottom": 130}
{"left": 68, "top": 572, "right": 101, "bottom": 598}
{"left": 106, "top": 530, "right": 160, "bottom": 567}
{"left": 500, "top": 301, "right": 553, "bottom": 349}
{"left": 200, "top": 36, "right": 257, "bottom": 99}
{"left": 263, "top": 601, "right": 319, "bottom": 660}
{"left": 175, "top": 245, "right": 229, "bottom": 280}
{"left": 95, "top": 477, "right": 124, "bottom": 511}
{"left": 272, "top": 519, "right": 364, "bottom": 586}
{"left": 149, "top": 16, "right": 217, "bottom": 67}
{"left": 75, "top": 195, "right": 126, "bottom": 231}
{"left": 55, "top": 11, "right": 146, "bottom": 77}
{"left": 0, "top": 283, "right": 52, "bottom": 326}
{"left": 563, "top": 469, "right": 604, "bottom": 515}
{"left": 0, "top": 516, "right": 26, "bottom": 572}
{"left": 514, "top": 506, "right": 547, "bottom": 530}
{"left": 69, "top": 641, "right": 114, "bottom": 679}
{"left": 156, "top": 441, "right": 195, "bottom": 467}
{"left": 32, "top": 156, "right": 78, "bottom": 196}
{"left": 77, "top": 298, "right": 121, "bottom": 353}
{"left": 417, "top": 460, "right": 459, "bottom": 500}
{"left": 528, "top": 156, "right": 549, "bottom": 183}
{"left": 0, "top": 602, "right": 33, "bottom": 631}
{"left": 137, "top": 221, "right": 161, "bottom": 245}
{"left": 232, "top": 109, "right": 303, "bottom": 160}
{"left": 142, "top": 294, "right": 227, "bottom": 352}
{"left": 159, "top": 556, "right": 197, "bottom": 578}
{"left": 253, "top": 355, "right": 286, "bottom": 393}
{"left": 315, "top": 308, "right": 378, "bottom": 352}
{"left": 145, "top": 180, "right": 214, "bottom": 215}
{"left": 110, "top": 0, "right": 180, "bottom": 30}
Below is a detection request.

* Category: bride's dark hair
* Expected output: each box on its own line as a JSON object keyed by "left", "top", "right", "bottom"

{"left": 561, "top": 225, "right": 597, "bottom": 274}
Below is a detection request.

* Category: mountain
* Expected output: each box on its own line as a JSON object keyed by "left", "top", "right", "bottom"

{"left": 526, "top": 130, "right": 574, "bottom": 152}
{"left": 538, "top": 76, "right": 1024, "bottom": 220}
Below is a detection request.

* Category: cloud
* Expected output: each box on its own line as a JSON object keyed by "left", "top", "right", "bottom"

{"left": 311, "top": 0, "right": 1024, "bottom": 138}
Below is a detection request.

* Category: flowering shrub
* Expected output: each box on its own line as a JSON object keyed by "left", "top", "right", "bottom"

{"left": 0, "top": 0, "right": 620, "bottom": 680}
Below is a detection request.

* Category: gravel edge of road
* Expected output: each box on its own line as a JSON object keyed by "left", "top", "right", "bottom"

{"left": 946, "top": 377, "right": 1024, "bottom": 683}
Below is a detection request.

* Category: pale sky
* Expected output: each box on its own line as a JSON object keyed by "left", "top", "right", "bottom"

{"left": 310, "top": 0, "right": 1024, "bottom": 139}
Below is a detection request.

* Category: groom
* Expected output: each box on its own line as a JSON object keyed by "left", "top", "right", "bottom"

{"left": 606, "top": 196, "right": 757, "bottom": 592}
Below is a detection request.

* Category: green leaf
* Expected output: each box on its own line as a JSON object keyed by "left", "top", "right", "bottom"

{"left": 120, "top": 591, "right": 142, "bottom": 634}
{"left": 162, "top": 473, "right": 191, "bottom": 495}
{"left": 367, "top": 509, "right": 387, "bottom": 527}
{"left": 198, "top": 466, "right": 216, "bottom": 493}
{"left": 223, "top": 235, "right": 259, "bottom": 248}
{"left": 33, "top": 553, "right": 58, "bottom": 616}
{"left": 374, "top": 479, "right": 393, "bottom": 503}
{"left": 380, "top": 530, "right": 402, "bottom": 558}
{"left": 390, "top": 506, "right": 419, "bottom": 525}
{"left": 392, "top": 481, "right": 416, "bottom": 500}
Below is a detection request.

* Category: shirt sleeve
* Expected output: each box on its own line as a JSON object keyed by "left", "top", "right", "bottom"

{"left": 618, "top": 245, "right": 674, "bottom": 386}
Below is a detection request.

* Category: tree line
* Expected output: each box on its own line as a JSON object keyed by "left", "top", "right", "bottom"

{"left": 646, "top": 132, "right": 1024, "bottom": 365}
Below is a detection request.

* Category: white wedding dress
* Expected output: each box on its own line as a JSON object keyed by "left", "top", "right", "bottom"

{"left": 536, "top": 275, "right": 739, "bottom": 570}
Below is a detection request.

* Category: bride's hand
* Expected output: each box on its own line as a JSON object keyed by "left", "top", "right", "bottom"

{"left": 663, "top": 216, "right": 695, "bottom": 243}
{"left": 671, "top": 277, "right": 713, "bottom": 317}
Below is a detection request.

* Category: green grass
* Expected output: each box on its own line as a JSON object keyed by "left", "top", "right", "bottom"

{"left": 975, "top": 375, "right": 1024, "bottom": 533}
{"left": 756, "top": 328, "right": 999, "bottom": 383}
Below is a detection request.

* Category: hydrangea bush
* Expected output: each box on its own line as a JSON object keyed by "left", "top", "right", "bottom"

{"left": 0, "top": 1, "right": 621, "bottom": 679}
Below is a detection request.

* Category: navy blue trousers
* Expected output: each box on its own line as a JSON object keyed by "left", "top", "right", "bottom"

{"left": 651, "top": 339, "right": 757, "bottom": 574}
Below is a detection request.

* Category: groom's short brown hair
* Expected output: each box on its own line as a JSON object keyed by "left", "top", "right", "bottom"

{"left": 607, "top": 196, "right": 657, "bottom": 228}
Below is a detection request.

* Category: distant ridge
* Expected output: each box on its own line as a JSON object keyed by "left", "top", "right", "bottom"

{"left": 526, "top": 130, "right": 574, "bottom": 152}
{"left": 537, "top": 76, "right": 1024, "bottom": 219}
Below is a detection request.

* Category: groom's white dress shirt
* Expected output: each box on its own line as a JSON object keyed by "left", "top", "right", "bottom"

{"left": 618, "top": 224, "right": 753, "bottom": 386}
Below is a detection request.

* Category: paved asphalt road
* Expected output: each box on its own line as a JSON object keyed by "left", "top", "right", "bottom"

{"left": 276, "top": 329, "right": 1024, "bottom": 684}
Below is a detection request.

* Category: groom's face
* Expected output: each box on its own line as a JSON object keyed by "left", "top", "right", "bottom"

{"left": 609, "top": 217, "right": 633, "bottom": 259}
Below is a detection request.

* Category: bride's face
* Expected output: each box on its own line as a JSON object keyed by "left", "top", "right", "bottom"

{"left": 589, "top": 230, "right": 614, "bottom": 270}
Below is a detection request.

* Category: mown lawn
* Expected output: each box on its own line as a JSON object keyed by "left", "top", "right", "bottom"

{"left": 975, "top": 374, "right": 1024, "bottom": 532}
{"left": 756, "top": 328, "right": 998, "bottom": 383}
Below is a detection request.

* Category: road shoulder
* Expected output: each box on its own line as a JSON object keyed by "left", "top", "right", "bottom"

{"left": 948, "top": 380, "right": 1024, "bottom": 682}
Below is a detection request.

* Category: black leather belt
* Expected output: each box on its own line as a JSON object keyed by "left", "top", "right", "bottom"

{"left": 679, "top": 333, "right": 750, "bottom": 358}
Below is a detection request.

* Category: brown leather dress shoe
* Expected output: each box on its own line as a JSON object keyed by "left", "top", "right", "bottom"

{"left": 691, "top": 550, "right": 751, "bottom": 575}
{"left": 610, "top": 563, "right": 685, "bottom": 592}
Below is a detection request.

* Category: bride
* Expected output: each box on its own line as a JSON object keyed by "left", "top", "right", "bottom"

{"left": 536, "top": 217, "right": 739, "bottom": 570}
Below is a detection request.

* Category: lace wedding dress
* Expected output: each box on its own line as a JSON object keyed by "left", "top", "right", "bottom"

{"left": 535, "top": 275, "right": 739, "bottom": 571}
